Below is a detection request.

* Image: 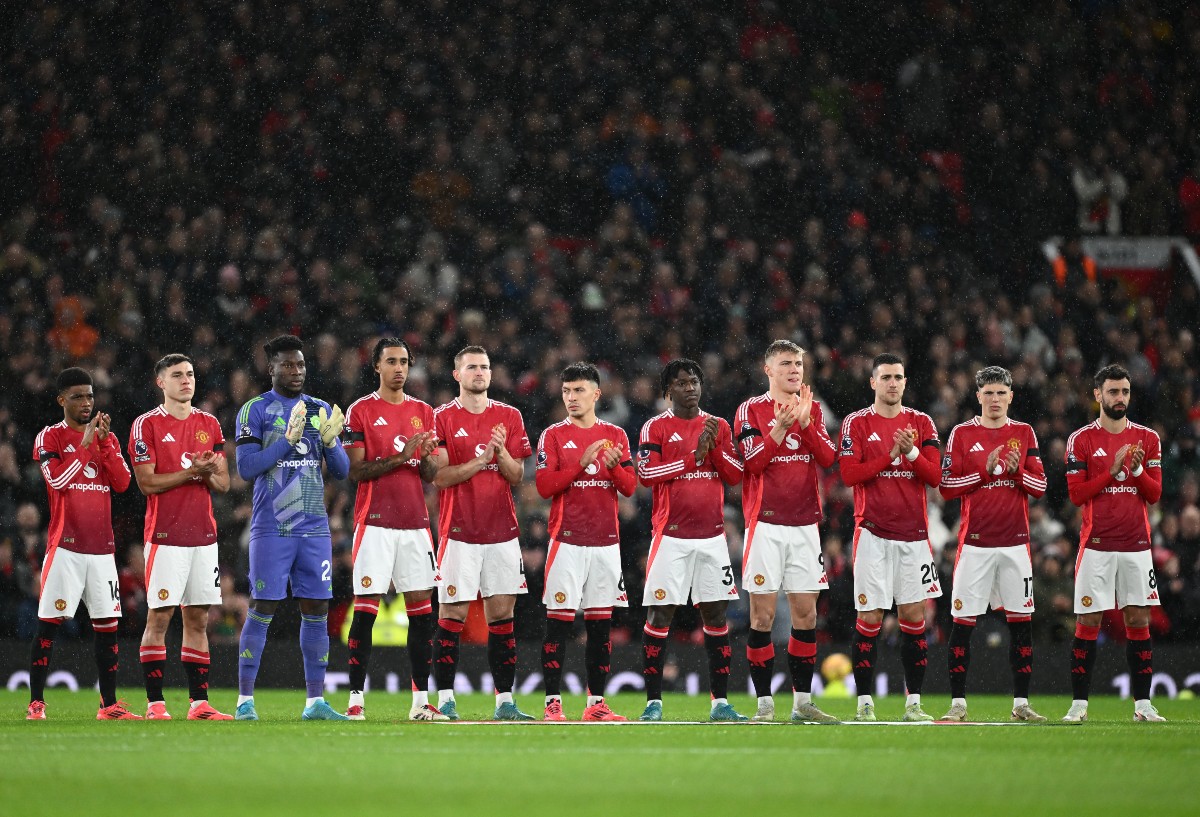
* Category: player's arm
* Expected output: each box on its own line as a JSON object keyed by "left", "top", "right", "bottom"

{"left": 432, "top": 444, "right": 495, "bottom": 488}
{"left": 234, "top": 403, "right": 295, "bottom": 480}
{"left": 939, "top": 428, "right": 983, "bottom": 500}
{"left": 636, "top": 423, "right": 690, "bottom": 487}
{"left": 610, "top": 431, "right": 637, "bottom": 497}
{"left": 37, "top": 426, "right": 98, "bottom": 490}
{"left": 1016, "top": 433, "right": 1047, "bottom": 498}
{"left": 908, "top": 416, "right": 941, "bottom": 487}
{"left": 1130, "top": 435, "right": 1163, "bottom": 504}
{"left": 707, "top": 419, "right": 743, "bottom": 486}
{"left": 133, "top": 461, "right": 209, "bottom": 495}
{"left": 320, "top": 412, "right": 350, "bottom": 480}
{"left": 798, "top": 401, "right": 837, "bottom": 468}
{"left": 482, "top": 417, "right": 528, "bottom": 487}
{"left": 736, "top": 403, "right": 778, "bottom": 476}
{"left": 98, "top": 433, "right": 132, "bottom": 493}
{"left": 837, "top": 417, "right": 894, "bottom": 486}
{"left": 534, "top": 430, "right": 582, "bottom": 498}
{"left": 1065, "top": 438, "right": 1110, "bottom": 506}
{"left": 492, "top": 432, "right": 525, "bottom": 487}
{"left": 201, "top": 451, "right": 230, "bottom": 494}
{"left": 345, "top": 436, "right": 437, "bottom": 483}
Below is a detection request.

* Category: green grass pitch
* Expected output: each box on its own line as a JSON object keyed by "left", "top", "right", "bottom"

{"left": 2, "top": 690, "right": 1197, "bottom": 817}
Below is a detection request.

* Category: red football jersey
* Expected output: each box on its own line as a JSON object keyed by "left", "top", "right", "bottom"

{"left": 535, "top": 419, "right": 636, "bottom": 546}
{"left": 638, "top": 410, "right": 743, "bottom": 540}
{"left": 344, "top": 392, "right": 434, "bottom": 530}
{"left": 838, "top": 406, "right": 940, "bottom": 541}
{"left": 939, "top": 419, "right": 1046, "bottom": 548}
{"left": 129, "top": 406, "right": 224, "bottom": 547}
{"left": 735, "top": 393, "right": 837, "bottom": 527}
{"left": 434, "top": 399, "right": 532, "bottom": 545}
{"left": 1065, "top": 420, "right": 1162, "bottom": 552}
{"left": 34, "top": 422, "right": 132, "bottom": 555}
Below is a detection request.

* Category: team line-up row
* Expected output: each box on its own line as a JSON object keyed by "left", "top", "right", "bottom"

{"left": 24, "top": 337, "right": 1165, "bottom": 725}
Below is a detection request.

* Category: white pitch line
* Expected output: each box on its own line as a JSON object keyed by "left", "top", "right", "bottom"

{"left": 426, "top": 720, "right": 1037, "bottom": 727}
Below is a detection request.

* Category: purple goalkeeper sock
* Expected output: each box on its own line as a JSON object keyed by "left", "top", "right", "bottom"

{"left": 300, "top": 613, "right": 330, "bottom": 699}
{"left": 237, "top": 610, "right": 273, "bottom": 697}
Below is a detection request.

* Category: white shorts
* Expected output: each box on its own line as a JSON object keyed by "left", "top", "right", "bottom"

{"left": 437, "top": 538, "right": 528, "bottom": 603}
{"left": 543, "top": 541, "right": 628, "bottom": 610}
{"left": 38, "top": 547, "right": 122, "bottom": 620}
{"left": 1074, "top": 548, "right": 1160, "bottom": 614}
{"left": 643, "top": 533, "right": 738, "bottom": 606}
{"left": 742, "top": 521, "right": 827, "bottom": 595}
{"left": 852, "top": 527, "right": 942, "bottom": 611}
{"left": 950, "top": 544, "right": 1034, "bottom": 618}
{"left": 353, "top": 525, "right": 437, "bottom": 595}
{"left": 145, "top": 542, "right": 222, "bottom": 608}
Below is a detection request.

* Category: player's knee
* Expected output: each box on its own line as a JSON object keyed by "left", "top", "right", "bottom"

{"left": 793, "top": 611, "right": 817, "bottom": 630}
{"left": 1076, "top": 612, "right": 1102, "bottom": 628}
{"left": 748, "top": 596, "right": 775, "bottom": 630}
{"left": 250, "top": 599, "right": 278, "bottom": 616}
{"left": 403, "top": 588, "right": 433, "bottom": 605}
{"left": 1122, "top": 606, "right": 1151, "bottom": 628}
{"left": 857, "top": 609, "right": 885, "bottom": 626}
{"left": 698, "top": 602, "right": 727, "bottom": 628}
{"left": 298, "top": 599, "right": 329, "bottom": 616}
{"left": 180, "top": 606, "right": 209, "bottom": 632}
{"left": 645, "top": 606, "right": 674, "bottom": 629}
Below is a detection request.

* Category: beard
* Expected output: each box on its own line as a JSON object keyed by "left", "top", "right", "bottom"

{"left": 1100, "top": 402, "right": 1127, "bottom": 420}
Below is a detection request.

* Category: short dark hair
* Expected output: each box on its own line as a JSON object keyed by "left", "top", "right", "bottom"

{"left": 372, "top": 337, "right": 413, "bottom": 366}
{"left": 1094, "top": 363, "right": 1130, "bottom": 390}
{"left": 764, "top": 339, "right": 804, "bottom": 362}
{"left": 155, "top": 353, "right": 194, "bottom": 376}
{"left": 660, "top": 358, "right": 703, "bottom": 396}
{"left": 871, "top": 352, "right": 904, "bottom": 376}
{"left": 561, "top": 362, "right": 601, "bottom": 387}
{"left": 975, "top": 366, "right": 1012, "bottom": 389}
{"left": 56, "top": 367, "right": 93, "bottom": 393}
{"left": 264, "top": 335, "right": 304, "bottom": 359}
{"left": 454, "top": 345, "right": 488, "bottom": 368}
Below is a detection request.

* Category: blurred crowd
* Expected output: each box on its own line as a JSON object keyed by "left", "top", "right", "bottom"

{"left": 3, "top": 0, "right": 1200, "bottom": 645}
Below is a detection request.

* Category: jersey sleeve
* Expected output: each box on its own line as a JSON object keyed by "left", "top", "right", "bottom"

{"left": 800, "top": 401, "right": 837, "bottom": 467}
{"left": 910, "top": 413, "right": 942, "bottom": 487}
{"left": 99, "top": 433, "right": 132, "bottom": 492}
{"left": 919, "top": 413, "right": 940, "bottom": 449}
{"left": 1133, "top": 430, "right": 1163, "bottom": 504}
{"left": 1018, "top": 427, "right": 1047, "bottom": 497}
{"left": 939, "top": 424, "right": 982, "bottom": 500}
{"left": 709, "top": 418, "right": 743, "bottom": 485}
{"left": 235, "top": 398, "right": 263, "bottom": 447}
{"left": 506, "top": 410, "right": 532, "bottom": 460}
{"left": 209, "top": 415, "right": 226, "bottom": 451}
{"left": 736, "top": 401, "right": 778, "bottom": 475}
{"left": 838, "top": 414, "right": 861, "bottom": 463}
{"left": 35, "top": 428, "right": 95, "bottom": 490}
{"left": 434, "top": 408, "right": 449, "bottom": 450}
{"left": 534, "top": 426, "right": 578, "bottom": 498}
{"left": 129, "top": 417, "right": 156, "bottom": 467}
{"left": 612, "top": 427, "right": 637, "bottom": 496}
{"left": 342, "top": 401, "right": 366, "bottom": 450}
{"left": 837, "top": 414, "right": 892, "bottom": 486}
{"left": 1065, "top": 429, "right": 1108, "bottom": 506}
{"left": 638, "top": 419, "right": 687, "bottom": 485}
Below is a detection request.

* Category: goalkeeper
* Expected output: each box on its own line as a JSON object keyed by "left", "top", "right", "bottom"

{"left": 231, "top": 334, "right": 350, "bottom": 721}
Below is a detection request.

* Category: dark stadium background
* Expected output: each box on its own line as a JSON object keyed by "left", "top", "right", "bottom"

{"left": 2, "top": 0, "right": 1200, "bottom": 693}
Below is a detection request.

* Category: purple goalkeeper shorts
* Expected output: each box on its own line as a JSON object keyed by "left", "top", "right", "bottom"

{"left": 248, "top": 534, "right": 334, "bottom": 600}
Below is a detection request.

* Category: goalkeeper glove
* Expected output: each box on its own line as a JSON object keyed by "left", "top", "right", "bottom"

{"left": 317, "top": 405, "right": 344, "bottom": 448}
{"left": 285, "top": 400, "right": 308, "bottom": 445}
